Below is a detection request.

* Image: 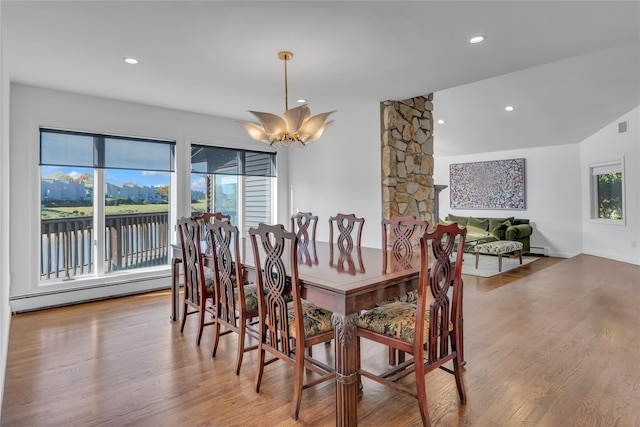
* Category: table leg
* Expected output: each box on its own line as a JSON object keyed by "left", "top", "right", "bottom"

{"left": 332, "top": 313, "right": 360, "bottom": 427}
{"left": 171, "top": 258, "right": 181, "bottom": 321}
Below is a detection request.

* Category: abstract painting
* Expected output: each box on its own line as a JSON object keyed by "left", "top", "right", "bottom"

{"left": 450, "top": 158, "right": 525, "bottom": 209}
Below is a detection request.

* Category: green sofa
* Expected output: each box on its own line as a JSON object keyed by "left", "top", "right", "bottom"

{"left": 443, "top": 214, "right": 533, "bottom": 254}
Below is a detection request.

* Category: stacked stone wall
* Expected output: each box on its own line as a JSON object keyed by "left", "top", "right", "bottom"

{"left": 381, "top": 94, "right": 435, "bottom": 225}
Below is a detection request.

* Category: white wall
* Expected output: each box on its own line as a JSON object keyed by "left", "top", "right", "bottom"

{"left": 433, "top": 107, "right": 640, "bottom": 265}
{"left": 434, "top": 144, "right": 583, "bottom": 258}
{"left": 287, "top": 102, "right": 383, "bottom": 248}
{"left": 0, "top": 1, "right": 10, "bottom": 414}
{"left": 581, "top": 107, "right": 640, "bottom": 265}
{"left": 8, "top": 83, "right": 289, "bottom": 311}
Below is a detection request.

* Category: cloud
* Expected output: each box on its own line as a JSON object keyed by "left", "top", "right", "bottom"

{"left": 141, "top": 171, "right": 170, "bottom": 178}
{"left": 191, "top": 176, "right": 206, "bottom": 192}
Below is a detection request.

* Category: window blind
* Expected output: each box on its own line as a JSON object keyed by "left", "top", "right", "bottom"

{"left": 190, "top": 144, "right": 276, "bottom": 177}
{"left": 40, "top": 128, "right": 175, "bottom": 172}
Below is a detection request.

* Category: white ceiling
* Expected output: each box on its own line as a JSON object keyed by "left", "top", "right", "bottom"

{"left": 3, "top": 1, "right": 639, "bottom": 156}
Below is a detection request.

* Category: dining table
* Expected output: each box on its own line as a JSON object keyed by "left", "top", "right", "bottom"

{"left": 171, "top": 239, "right": 460, "bottom": 427}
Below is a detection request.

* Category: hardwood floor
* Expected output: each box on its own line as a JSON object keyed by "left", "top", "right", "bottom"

{"left": 2, "top": 254, "right": 639, "bottom": 426}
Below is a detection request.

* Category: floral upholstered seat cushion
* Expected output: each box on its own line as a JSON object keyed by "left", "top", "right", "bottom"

{"left": 376, "top": 290, "right": 418, "bottom": 306}
{"left": 203, "top": 267, "right": 215, "bottom": 292}
{"left": 358, "top": 301, "right": 452, "bottom": 344}
{"left": 234, "top": 283, "right": 259, "bottom": 313}
{"left": 287, "top": 301, "right": 334, "bottom": 339}
{"left": 474, "top": 240, "right": 523, "bottom": 255}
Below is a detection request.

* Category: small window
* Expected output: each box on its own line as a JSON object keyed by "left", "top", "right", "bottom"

{"left": 590, "top": 158, "right": 625, "bottom": 225}
{"left": 190, "top": 145, "right": 276, "bottom": 236}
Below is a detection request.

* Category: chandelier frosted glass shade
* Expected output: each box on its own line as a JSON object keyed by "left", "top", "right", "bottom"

{"left": 238, "top": 104, "right": 334, "bottom": 147}
{"left": 238, "top": 51, "right": 336, "bottom": 147}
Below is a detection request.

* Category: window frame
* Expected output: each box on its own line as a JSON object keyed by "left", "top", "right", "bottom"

{"left": 589, "top": 157, "right": 626, "bottom": 226}
{"left": 189, "top": 144, "right": 277, "bottom": 236}
{"left": 39, "top": 128, "right": 176, "bottom": 284}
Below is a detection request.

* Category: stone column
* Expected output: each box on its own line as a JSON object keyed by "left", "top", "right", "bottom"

{"left": 381, "top": 94, "right": 435, "bottom": 225}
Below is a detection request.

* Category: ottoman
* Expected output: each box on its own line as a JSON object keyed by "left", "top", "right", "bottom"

{"left": 474, "top": 240, "right": 523, "bottom": 272}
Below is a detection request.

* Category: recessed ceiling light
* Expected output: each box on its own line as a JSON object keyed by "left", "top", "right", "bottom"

{"left": 505, "top": 106, "right": 515, "bottom": 112}
{"left": 123, "top": 57, "right": 138, "bottom": 65}
{"left": 437, "top": 119, "right": 445, "bottom": 124}
{"left": 469, "top": 35, "right": 485, "bottom": 44}
{"left": 297, "top": 99, "right": 306, "bottom": 104}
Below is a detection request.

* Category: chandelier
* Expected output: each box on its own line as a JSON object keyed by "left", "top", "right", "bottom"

{"left": 238, "top": 51, "right": 335, "bottom": 147}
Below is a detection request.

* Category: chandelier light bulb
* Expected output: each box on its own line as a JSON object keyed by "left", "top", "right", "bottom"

{"left": 237, "top": 51, "right": 336, "bottom": 147}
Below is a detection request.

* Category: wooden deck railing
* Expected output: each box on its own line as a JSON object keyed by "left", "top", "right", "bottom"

{"left": 41, "top": 216, "right": 94, "bottom": 280}
{"left": 41, "top": 212, "right": 169, "bottom": 280}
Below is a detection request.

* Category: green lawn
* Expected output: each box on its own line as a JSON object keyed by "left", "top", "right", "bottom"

{"left": 41, "top": 204, "right": 169, "bottom": 219}
{"left": 41, "top": 201, "right": 208, "bottom": 219}
{"left": 191, "top": 201, "right": 206, "bottom": 213}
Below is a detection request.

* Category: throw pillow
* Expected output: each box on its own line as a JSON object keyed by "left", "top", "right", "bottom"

{"left": 488, "top": 217, "right": 514, "bottom": 238}
{"left": 489, "top": 220, "right": 512, "bottom": 239}
{"left": 446, "top": 214, "right": 469, "bottom": 227}
{"left": 466, "top": 217, "right": 489, "bottom": 236}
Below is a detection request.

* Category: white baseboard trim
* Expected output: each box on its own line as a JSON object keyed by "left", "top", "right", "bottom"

{"left": 582, "top": 249, "right": 640, "bottom": 266}
{"left": 9, "top": 275, "right": 171, "bottom": 313}
{"left": 548, "top": 250, "right": 577, "bottom": 259}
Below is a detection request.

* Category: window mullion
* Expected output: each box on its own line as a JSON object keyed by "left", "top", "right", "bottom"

{"left": 94, "top": 168, "right": 106, "bottom": 276}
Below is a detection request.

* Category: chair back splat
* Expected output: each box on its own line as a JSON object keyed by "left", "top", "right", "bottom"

{"left": 291, "top": 212, "right": 319, "bottom": 265}
{"left": 249, "top": 223, "right": 335, "bottom": 420}
{"left": 356, "top": 222, "right": 467, "bottom": 427}
{"left": 329, "top": 213, "right": 365, "bottom": 250}
{"left": 194, "top": 212, "right": 231, "bottom": 254}
{"left": 290, "top": 211, "right": 318, "bottom": 243}
{"left": 382, "top": 215, "right": 429, "bottom": 273}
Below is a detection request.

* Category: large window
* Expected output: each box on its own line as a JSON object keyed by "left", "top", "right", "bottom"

{"left": 590, "top": 158, "right": 625, "bottom": 225}
{"left": 190, "top": 145, "right": 276, "bottom": 235}
{"left": 40, "top": 128, "right": 175, "bottom": 281}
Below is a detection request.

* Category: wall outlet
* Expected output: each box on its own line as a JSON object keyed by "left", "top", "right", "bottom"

{"left": 632, "top": 240, "right": 636, "bottom": 248}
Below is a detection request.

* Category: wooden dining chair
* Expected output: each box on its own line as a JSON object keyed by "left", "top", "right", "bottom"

{"left": 290, "top": 211, "right": 318, "bottom": 243}
{"left": 206, "top": 219, "right": 259, "bottom": 374}
{"left": 381, "top": 215, "right": 429, "bottom": 365}
{"left": 198, "top": 211, "right": 232, "bottom": 222}
{"left": 291, "top": 212, "right": 319, "bottom": 265}
{"left": 171, "top": 212, "right": 230, "bottom": 320}
{"left": 177, "top": 216, "right": 216, "bottom": 346}
{"left": 249, "top": 223, "right": 335, "bottom": 421}
{"left": 356, "top": 222, "right": 467, "bottom": 427}
{"left": 195, "top": 212, "right": 232, "bottom": 254}
{"left": 382, "top": 215, "right": 429, "bottom": 275}
{"left": 329, "top": 213, "right": 365, "bottom": 250}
